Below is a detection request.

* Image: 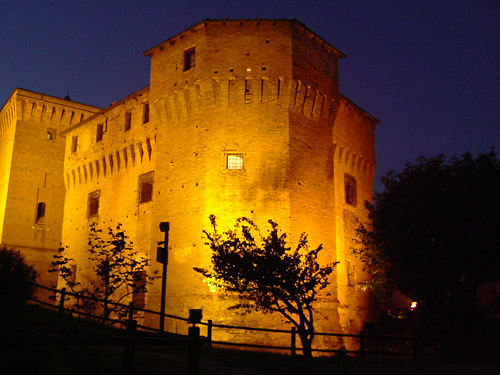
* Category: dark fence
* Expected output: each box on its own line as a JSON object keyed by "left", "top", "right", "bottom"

{"left": 30, "top": 283, "right": 427, "bottom": 364}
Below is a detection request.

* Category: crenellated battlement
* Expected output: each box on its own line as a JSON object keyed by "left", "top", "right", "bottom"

{"left": 151, "top": 76, "right": 339, "bottom": 127}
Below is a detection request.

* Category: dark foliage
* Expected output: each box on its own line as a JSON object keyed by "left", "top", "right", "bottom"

{"left": 51, "top": 223, "right": 157, "bottom": 322}
{"left": 195, "top": 215, "right": 336, "bottom": 357}
{"left": 0, "top": 247, "right": 38, "bottom": 305}
{"left": 354, "top": 150, "right": 500, "bottom": 344}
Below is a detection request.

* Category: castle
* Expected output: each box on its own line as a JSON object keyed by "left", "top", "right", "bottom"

{"left": 0, "top": 19, "right": 378, "bottom": 350}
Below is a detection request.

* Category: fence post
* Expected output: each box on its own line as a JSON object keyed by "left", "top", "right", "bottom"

{"left": 359, "top": 330, "right": 365, "bottom": 359}
{"left": 291, "top": 327, "right": 296, "bottom": 357}
{"left": 412, "top": 331, "right": 419, "bottom": 362}
{"left": 187, "top": 325, "right": 201, "bottom": 375}
{"left": 207, "top": 320, "right": 212, "bottom": 349}
{"left": 122, "top": 316, "right": 137, "bottom": 375}
{"left": 58, "top": 287, "right": 66, "bottom": 316}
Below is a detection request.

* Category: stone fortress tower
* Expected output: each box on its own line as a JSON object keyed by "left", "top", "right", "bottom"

{"left": 0, "top": 89, "right": 100, "bottom": 291}
{"left": 1, "top": 19, "right": 377, "bottom": 350}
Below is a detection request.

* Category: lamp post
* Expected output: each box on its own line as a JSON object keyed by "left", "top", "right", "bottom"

{"left": 158, "top": 222, "right": 170, "bottom": 332}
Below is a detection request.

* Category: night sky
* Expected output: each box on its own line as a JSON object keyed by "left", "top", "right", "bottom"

{"left": 1, "top": 0, "right": 498, "bottom": 192}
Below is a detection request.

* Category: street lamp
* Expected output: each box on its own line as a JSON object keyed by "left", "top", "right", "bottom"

{"left": 158, "top": 222, "right": 170, "bottom": 332}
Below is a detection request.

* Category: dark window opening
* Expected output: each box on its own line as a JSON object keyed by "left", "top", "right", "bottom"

{"left": 344, "top": 174, "right": 357, "bottom": 206}
{"left": 125, "top": 111, "right": 132, "bottom": 131}
{"left": 36, "top": 202, "right": 46, "bottom": 223}
{"left": 96, "top": 123, "right": 104, "bottom": 142}
{"left": 138, "top": 172, "right": 154, "bottom": 204}
{"left": 142, "top": 103, "right": 149, "bottom": 124}
{"left": 87, "top": 190, "right": 100, "bottom": 217}
{"left": 71, "top": 136, "right": 78, "bottom": 153}
{"left": 184, "top": 48, "right": 196, "bottom": 71}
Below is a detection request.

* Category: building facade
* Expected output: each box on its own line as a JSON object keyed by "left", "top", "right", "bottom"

{"left": 1, "top": 19, "right": 378, "bottom": 350}
{"left": 0, "top": 89, "right": 100, "bottom": 291}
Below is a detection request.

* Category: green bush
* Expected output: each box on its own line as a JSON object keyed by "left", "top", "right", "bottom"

{"left": 0, "top": 247, "right": 38, "bottom": 305}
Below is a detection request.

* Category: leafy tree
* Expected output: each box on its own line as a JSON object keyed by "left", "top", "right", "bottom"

{"left": 51, "top": 223, "right": 157, "bottom": 322}
{"left": 354, "top": 150, "right": 500, "bottom": 343}
{"left": 0, "top": 247, "right": 38, "bottom": 306}
{"left": 194, "top": 215, "right": 336, "bottom": 358}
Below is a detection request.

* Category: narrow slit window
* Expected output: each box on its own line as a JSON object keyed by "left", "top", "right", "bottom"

{"left": 227, "top": 153, "right": 244, "bottom": 170}
{"left": 138, "top": 171, "right": 154, "bottom": 204}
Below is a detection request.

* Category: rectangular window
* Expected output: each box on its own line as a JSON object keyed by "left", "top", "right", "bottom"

{"left": 87, "top": 190, "right": 100, "bottom": 218}
{"left": 142, "top": 103, "right": 149, "bottom": 124}
{"left": 344, "top": 174, "right": 357, "bottom": 206}
{"left": 96, "top": 123, "right": 104, "bottom": 142}
{"left": 227, "top": 153, "right": 244, "bottom": 170}
{"left": 71, "top": 136, "right": 78, "bottom": 153}
{"left": 138, "top": 172, "right": 154, "bottom": 204}
{"left": 36, "top": 202, "right": 46, "bottom": 223}
{"left": 125, "top": 111, "right": 132, "bottom": 131}
{"left": 184, "top": 48, "right": 196, "bottom": 71}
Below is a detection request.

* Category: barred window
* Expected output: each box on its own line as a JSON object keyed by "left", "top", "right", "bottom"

{"left": 226, "top": 153, "right": 244, "bottom": 170}
{"left": 87, "top": 190, "right": 100, "bottom": 217}
{"left": 344, "top": 174, "right": 357, "bottom": 206}
{"left": 184, "top": 48, "right": 195, "bottom": 71}
{"left": 138, "top": 172, "right": 154, "bottom": 204}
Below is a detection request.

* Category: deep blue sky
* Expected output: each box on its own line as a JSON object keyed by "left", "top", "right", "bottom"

{"left": 1, "top": 0, "right": 498, "bottom": 192}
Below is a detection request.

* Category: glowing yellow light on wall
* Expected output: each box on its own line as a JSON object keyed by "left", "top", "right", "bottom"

{"left": 410, "top": 301, "right": 418, "bottom": 310}
{"left": 203, "top": 278, "right": 218, "bottom": 293}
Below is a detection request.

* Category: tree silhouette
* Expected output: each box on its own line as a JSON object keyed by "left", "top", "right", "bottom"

{"left": 195, "top": 215, "right": 336, "bottom": 357}
{"left": 51, "top": 223, "right": 157, "bottom": 323}
{"left": 354, "top": 150, "right": 500, "bottom": 345}
{"left": 0, "top": 247, "right": 38, "bottom": 306}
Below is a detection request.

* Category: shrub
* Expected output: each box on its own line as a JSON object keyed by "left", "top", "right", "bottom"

{"left": 0, "top": 247, "right": 38, "bottom": 305}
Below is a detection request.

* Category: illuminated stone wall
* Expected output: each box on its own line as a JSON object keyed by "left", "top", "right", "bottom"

{"left": 57, "top": 20, "right": 378, "bottom": 351}
{"left": 0, "top": 89, "right": 100, "bottom": 291}
{"left": 59, "top": 87, "right": 157, "bottom": 292}
{"left": 333, "top": 97, "right": 377, "bottom": 348}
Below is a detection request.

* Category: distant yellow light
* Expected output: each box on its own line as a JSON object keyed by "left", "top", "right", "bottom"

{"left": 203, "top": 278, "right": 217, "bottom": 293}
{"left": 410, "top": 301, "right": 417, "bottom": 310}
